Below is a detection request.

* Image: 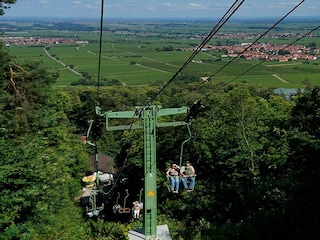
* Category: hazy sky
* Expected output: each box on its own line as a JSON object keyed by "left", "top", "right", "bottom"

{"left": 2, "top": 0, "right": 320, "bottom": 19}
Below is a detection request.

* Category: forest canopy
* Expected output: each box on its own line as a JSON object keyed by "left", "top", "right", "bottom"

{"left": 1, "top": 2, "right": 320, "bottom": 238}
{"left": 1, "top": 33, "right": 320, "bottom": 239}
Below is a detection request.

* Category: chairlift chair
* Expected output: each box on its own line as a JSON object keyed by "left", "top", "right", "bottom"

{"left": 114, "top": 189, "right": 131, "bottom": 214}
{"left": 179, "top": 122, "right": 196, "bottom": 191}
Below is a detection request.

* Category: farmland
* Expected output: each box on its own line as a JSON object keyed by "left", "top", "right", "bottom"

{"left": 2, "top": 18, "right": 320, "bottom": 88}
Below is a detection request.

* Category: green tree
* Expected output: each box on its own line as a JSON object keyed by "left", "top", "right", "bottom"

{"left": 157, "top": 83, "right": 294, "bottom": 239}
{"left": 0, "top": 0, "right": 16, "bottom": 15}
{"left": 281, "top": 87, "right": 320, "bottom": 239}
{"left": 0, "top": 38, "right": 89, "bottom": 239}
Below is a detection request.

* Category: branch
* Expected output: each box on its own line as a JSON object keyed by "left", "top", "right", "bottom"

{"left": 240, "top": 105, "right": 255, "bottom": 173}
{"left": 230, "top": 103, "right": 256, "bottom": 175}
{"left": 9, "top": 67, "right": 21, "bottom": 96}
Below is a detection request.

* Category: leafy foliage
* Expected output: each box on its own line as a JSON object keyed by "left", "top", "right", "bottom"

{"left": 64, "top": 81, "right": 320, "bottom": 239}
{"left": 0, "top": 41, "right": 89, "bottom": 239}
{"left": 0, "top": 0, "right": 16, "bottom": 15}
{"left": 1, "top": 29, "right": 320, "bottom": 239}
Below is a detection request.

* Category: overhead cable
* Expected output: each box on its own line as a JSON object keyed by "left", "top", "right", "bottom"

{"left": 220, "top": 25, "right": 320, "bottom": 88}
{"left": 147, "top": 0, "right": 246, "bottom": 105}
{"left": 96, "top": 0, "right": 105, "bottom": 105}
{"left": 206, "top": 0, "right": 306, "bottom": 81}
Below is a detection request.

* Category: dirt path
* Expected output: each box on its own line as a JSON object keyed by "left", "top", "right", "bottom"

{"left": 43, "top": 46, "right": 81, "bottom": 76}
{"left": 272, "top": 74, "right": 289, "bottom": 83}
{"left": 135, "top": 63, "right": 168, "bottom": 73}
{"left": 266, "top": 63, "right": 301, "bottom": 67}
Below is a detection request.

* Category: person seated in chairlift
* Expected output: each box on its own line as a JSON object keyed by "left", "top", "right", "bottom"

{"left": 180, "top": 161, "right": 195, "bottom": 191}
{"left": 112, "top": 204, "right": 121, "bottom": 213}
{"left": 93, "top": 170, "right": 113, "bottom": 183}
{"left": 82, "top": 171, "right": 96, "bottom": 188}
{"left": 133, "top": 201, "right": 142, "bottom": 220}
{"left": 166, "top": 163, "right": 180, "bottom": 193}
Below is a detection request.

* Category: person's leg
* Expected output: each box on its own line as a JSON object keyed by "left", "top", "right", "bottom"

{"left": 182, "top": 177, "right": 188, "bottom": 189}
{"left": 170, "top": 176, "right": 175, "bottom": 191}
{"left": 174, "top": 176, "right": 179, "bottom": 191}
{"left": 189, "top": 177, "right": 195, "bottom": 189}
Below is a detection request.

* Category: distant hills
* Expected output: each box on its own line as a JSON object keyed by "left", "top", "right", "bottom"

{"left": 1, "top": 15, "right": 320, "bottom": 23}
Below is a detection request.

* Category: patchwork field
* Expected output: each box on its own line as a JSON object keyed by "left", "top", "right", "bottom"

{"left": 4, "top": 19, "right": 320, "bottom": 88}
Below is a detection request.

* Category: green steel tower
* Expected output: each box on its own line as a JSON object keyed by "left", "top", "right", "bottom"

{"left": 96, "top": 105, "right": 188, "bottom": 239}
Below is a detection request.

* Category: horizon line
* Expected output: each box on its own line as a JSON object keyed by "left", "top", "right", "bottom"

{"left": 1, "top": 15, "right": 320, "bottom": 20}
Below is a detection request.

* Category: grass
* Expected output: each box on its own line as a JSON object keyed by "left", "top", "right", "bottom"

{"left": 10, "top": 43, "right": 319, "bottom": 88}
{"left": 6, "top": 21, "right": 320, "bottom": 89}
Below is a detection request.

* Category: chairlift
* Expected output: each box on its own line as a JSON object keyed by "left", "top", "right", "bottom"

{"left": 165, "top": 176, "right": 172, "bottom": 192}
{"left": 84, "top": 188, "right": 104, "bottom": 217}
{"left": 166, "top": 122, "right": 196, "bottom": 192}
{"left": 113, "top": 189, "right": 131, "bottom": 214}
{"left": 179, "top": 122, "right": 196, "bottom": 191}
{"left": 132, "top": 188, "right": 144, "bottom": 218}
{"left": 138, "top": 188, "right": 144, "bottom": 210}
{"left": 178, "top": 122, "right": 192, "bottom": 167}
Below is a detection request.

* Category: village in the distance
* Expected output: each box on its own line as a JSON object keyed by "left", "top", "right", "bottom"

{"left": 1, "top": 18, "right": 319, "bottom": 62}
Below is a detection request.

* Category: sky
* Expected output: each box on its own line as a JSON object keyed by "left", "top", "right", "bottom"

{"left": 2, "top": 0, "right": 320, "bottom": 19}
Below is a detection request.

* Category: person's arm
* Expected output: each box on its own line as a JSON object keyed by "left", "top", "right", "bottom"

{"left": 191, "top": 166, "right": 195, "bottom": 176}
{"left": 166, "top": 168, "right": 170, "bottom": 176}
{"left": 180, "top": 166, "right": 185, "bottom": 177}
